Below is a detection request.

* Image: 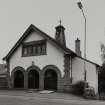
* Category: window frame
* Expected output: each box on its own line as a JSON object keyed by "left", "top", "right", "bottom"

{"left": 22, "top": 39, "right": 47, "bottom": 57}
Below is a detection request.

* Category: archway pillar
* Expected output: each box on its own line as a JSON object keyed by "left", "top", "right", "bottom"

{"left": 11, "top": 72, "right": 14, "bottom": 89}
{"left": 57, "top": 78, "right": 64, "bottom": 92}
{"left": 8, "top": 74, "right": 13, "bottom": 89}
{"left": 9, "top": 76, "right": 13, "bottom": 89}
{"left": 39, "top": 72, "right": 44, "bottom": 90}
{"left": 24, "top": 72, "right": 28, "bottom": 89}
{"left": 6, "top": 60, "right": 12, "bottom": 89}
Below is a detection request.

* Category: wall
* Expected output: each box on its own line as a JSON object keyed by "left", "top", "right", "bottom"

{"left": 9, "top": 31, "right": 64, "bottom": 77}
{"left": 72, "top": 57, "right": 98, "bottom": 93}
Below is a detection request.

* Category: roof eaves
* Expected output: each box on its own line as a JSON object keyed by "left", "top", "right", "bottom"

{"left": 3, "top": 24, "right": 100, "bottom": 67}
{"left": 3, "top": 24, "right": 74, "bottom": 61}
{"left": 76, "top": 55, "right": 100, "bottom": 67}
{"left": 3, "top": 24, "right": 34, "bottom": 60}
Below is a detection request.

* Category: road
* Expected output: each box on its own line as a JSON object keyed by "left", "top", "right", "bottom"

{"left": 0, "top": 90, "right": 104, "bottom": 105}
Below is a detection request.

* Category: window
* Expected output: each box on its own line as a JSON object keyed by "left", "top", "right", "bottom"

{"left": 22, "top": 40, "right": 46, "bottom": 57}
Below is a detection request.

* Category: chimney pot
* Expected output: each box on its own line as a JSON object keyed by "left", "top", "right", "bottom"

{"left": 75, "top": 37, "right": 81, "bottom": 56}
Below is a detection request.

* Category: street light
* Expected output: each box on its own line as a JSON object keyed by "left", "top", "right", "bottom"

{"left": 77, "top": 1, "right": 87, "bottom": 82}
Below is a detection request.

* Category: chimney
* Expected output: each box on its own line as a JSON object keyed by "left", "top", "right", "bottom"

{"left": 55, "top": 22, "right": 66, "bottom": 47}
{"left": 75, "top": 38, "right": 81, "bottom": 56}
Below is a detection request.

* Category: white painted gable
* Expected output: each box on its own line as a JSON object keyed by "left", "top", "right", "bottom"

{"left": 24, "top": 31, "right": 44, "bottom": 42}
{"left": 9, "top": 30, "right": 65, "bottom": 77}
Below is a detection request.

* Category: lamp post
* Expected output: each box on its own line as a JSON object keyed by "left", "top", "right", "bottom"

{"left": 77, "top": 2, "right": 87, "bottom": 82}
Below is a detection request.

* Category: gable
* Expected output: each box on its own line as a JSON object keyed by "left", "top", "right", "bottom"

{"left": 3, "top": 24, "right": 100, "bottom": 70}
{"left": 24, "top": 30, "right": 44, "bottom": 43}
{"left": 3, "top": 24, "right": 74, "bottom": 61}
{"left": 9, "top": 32, "right": 65, "bottom": 77}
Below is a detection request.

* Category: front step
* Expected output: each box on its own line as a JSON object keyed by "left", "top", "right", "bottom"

{"left": 39, "top": 90, "right": 54, "bottom": 94}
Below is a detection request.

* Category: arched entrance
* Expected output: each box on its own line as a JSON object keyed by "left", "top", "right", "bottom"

{"left": 44, "top": 69, "right": 57, "bottom": 90}
{"left": 28, "top": 70, "right": 39, "bottom": 89}
{"left": 14, "top": 70, "right": 24, "bottom": 88}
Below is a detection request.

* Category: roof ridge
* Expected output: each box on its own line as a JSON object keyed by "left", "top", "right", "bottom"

{"left": 3, "top": 24, "right": 100, "bottom": 67}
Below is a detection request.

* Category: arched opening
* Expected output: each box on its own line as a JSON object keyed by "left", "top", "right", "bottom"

{"left": 44, "top": 69, "right": 57, "bottom": 90}
{"left": 28, "top": 70, "right": 39, "bottom": 89}
{"left": 14, "top": 70, "right": 24, "bottom": 88}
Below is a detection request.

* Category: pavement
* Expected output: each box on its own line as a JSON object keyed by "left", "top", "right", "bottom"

{"left": 0, "top": 90, "right": 104, "bottom": 105}
{"left": 0, "top": 89, "right": 83, "bottom": 100}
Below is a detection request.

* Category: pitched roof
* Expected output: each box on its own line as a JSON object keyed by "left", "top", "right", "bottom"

{"left": 3, "top": 24, "right": 100, "bottom": 67}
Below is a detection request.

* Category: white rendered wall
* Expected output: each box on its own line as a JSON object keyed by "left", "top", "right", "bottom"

{"left": 72, "top": 57, "right": 98, "bottom": 93}
{"left": 9, "top": 31, "right": 64, "bottom": 77}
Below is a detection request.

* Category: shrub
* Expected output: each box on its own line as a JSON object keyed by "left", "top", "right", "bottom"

{"left": 72, "top": 81, "right": 85, "bottom": 95}
{"left": 99, "top": 93, "right": 105, "bottom": 100}
{"left": 84, "top": 87, "right": 96, "bottom": 99}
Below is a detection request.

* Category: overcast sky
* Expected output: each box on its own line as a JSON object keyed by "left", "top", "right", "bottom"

{"left": 0, "top": 0, "right": 105, "bottom": 65}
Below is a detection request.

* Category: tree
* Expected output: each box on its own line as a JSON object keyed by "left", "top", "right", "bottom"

{"left": 101, "top": 43, "right": 105, "bottom": 64}
{"left": 99, "top": 43, "right": 105, "bottom": 93}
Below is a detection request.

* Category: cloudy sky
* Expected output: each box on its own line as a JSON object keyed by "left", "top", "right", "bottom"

{"left": 0, "top": 0, "right": 105, "bottom": 65}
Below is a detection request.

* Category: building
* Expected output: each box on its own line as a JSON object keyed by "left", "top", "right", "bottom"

{"left": 0, "top": 64, "right": 7, "bottom": 88}
{"left": 3, "top": 24, "right": 99, "bottom": 93}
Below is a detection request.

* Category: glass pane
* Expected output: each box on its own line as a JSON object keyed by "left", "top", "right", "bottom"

{"left": 42, "top": 44, "right": 46, "bottom": 54}
{"left": 38, "top": 45, "right": 41, "bottom": 54}
{"left": 33, "top": 46, "right": 36, "bottom": 54}
{"left": 30, "top": 46, "right": 33, "bottom": 54}
{"left": 23, "top": 47, "right": 27, "bottom": 55}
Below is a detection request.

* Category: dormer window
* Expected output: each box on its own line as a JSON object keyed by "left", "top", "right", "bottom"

{"left": 22, "top": 40, "right": 46, "bottom": 57}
